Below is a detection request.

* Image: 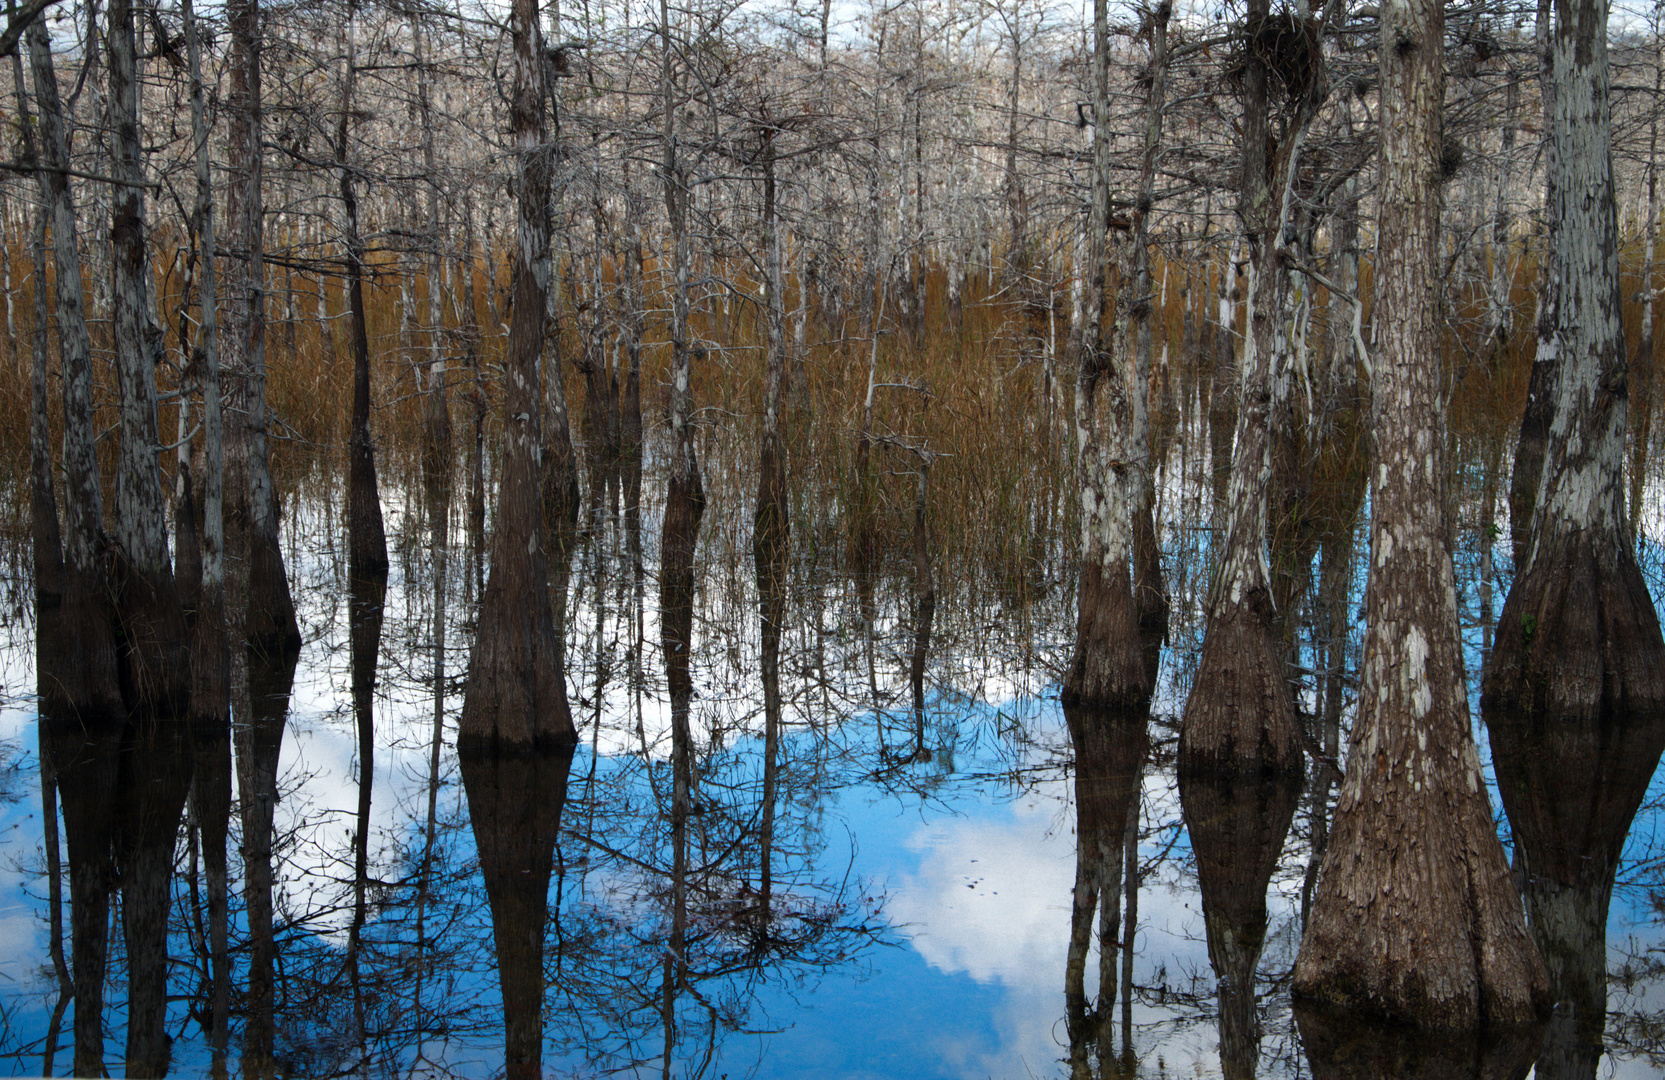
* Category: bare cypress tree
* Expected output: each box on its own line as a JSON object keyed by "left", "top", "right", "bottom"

{"left": 103, "top": 0, "right": 195, "bottom": 1070}
{"left": 1062, "top": 0, "right": 1144, "bottom": 711}
{"left": 1508, "top": 0, "right": 1560, "bottom": 571}
{"left": 337, "top": 0, "right": 387, "bottom": 582}
{"left": 13, "top": 30, "right": 73, "bottom": 1075}
{"left": 658, "top": 0, "right": 705, "bottom": 1051}
{"left": 1295, "top": 0, "right": 1548, "bottom": 1028}
{"left": 183, "top": 0, "right": 233, "bottom": 1069}
{"left": 1125, "top": 0, "right": 1171, "bottom": 683}
{"left": 225, "top": 0, "right": 299, "bottom": 660}
{"left": 755, "top": 124, "right": 789, "bottom": 913}
{"left": 26, "top": 18, "right": 123, "bottom": 1074}
{"left": 456, "top": 0, "right": 578, "bottom": 1071}
{"left": 1482, "top": 0, "right": 1665, "bottom": 1068}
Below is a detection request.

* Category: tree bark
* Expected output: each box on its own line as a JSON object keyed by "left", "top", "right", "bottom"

{"left": 1482, "top": 0, "right": 1665, "bottom": 1069}
{"left": 226, "top": 0, "right": 299, "bottom": 662}
{"left": 1295, "top": 0, "right": 1549, "bottom": 1028}
{"left": 1508, "top": 0, "right": 1561, "bottom": 573}
{"left": 183, "top": 0, "right": 232, "bottom": 1067}
{"left": 27, "top": 18, "right": 123, "bottom": 1072}
{"left": 104, "top": 2, "right": 194, "bottom": 1069}
{"left": 337, "top": 2, "right": 387, "bottom": 584}
{"left": 1062, "top": 0, "right": 1147, "bottom": 712}
{"left": 457, "top": 0, "right": 578, "bottom": 1070}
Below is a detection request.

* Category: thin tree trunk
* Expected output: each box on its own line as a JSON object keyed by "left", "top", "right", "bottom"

{"left": 1063, "top": 0, "right": 1146, "bottom": 712}
{"left": 1509, "top": 0, "right": 1560, "bottom": 572}
{"left": 184, "top": 0, "right": 232, "bottom": 1068}
{"left": 338, "top": 1, "right": 387, "bottom": 584}
{"left": 226, "top": 0, "right": 299, "bottom": 662}
{"left": 27, "top": 17, "right": 123, "bottom": 1073}
{"left": 755, "top": 130, "right": 789, "bottom": 914}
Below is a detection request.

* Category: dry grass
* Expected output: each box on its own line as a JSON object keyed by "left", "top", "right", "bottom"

{"left": 0, "top": 225, "right": 1621, "bottom": 605}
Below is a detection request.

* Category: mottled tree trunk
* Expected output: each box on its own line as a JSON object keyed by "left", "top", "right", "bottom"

{"left": 184, "top": 0, "right": 232, "bottom": 1068}
{"left": 226, "top": 0, "right": 299, "bottom": 662}
{"left": 1063, "top": 0, "right": 1147, "bottom": 712}
{"left": 1128, "top": 2, "right": 1172, "bottom": 687}
{"left": 457, "top": 0, "right": 578, "bottom": 1072}
{"left": 1509, "top": 0, "right": 1560, "bottom": 572}
{"left": 1295, "top": 0, "right": 1549, "bottom": 1028}
{"left": 1209, "top": 239, "right": 1241, "bottom": 530}
{"left": 1482, "top": 0, "right": 1665, "bottom": 1070}
{"left": 27, "top": 18, "right": 122, "bottom": 1072}
{"left": 105, "top": 3, "right": 194, "bottom": 1069}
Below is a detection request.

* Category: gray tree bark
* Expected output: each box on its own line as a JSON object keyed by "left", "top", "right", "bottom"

{"left": 1295, "top": 0, "right": 1549, "bottom": 1028}
{"left": 1483, "top": 0, "right": 1665, "bottom": 1070}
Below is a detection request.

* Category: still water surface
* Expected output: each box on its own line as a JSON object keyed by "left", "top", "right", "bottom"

{"left": 1, "top": 489, "right": 1663, "bottom": 1078}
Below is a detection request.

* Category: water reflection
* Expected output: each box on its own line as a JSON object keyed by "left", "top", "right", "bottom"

{"left": 1063, "top": 700, "right": 1147, "bottom": 1078}
{"left": 10, "top": 482, "right": 1665, "bottom": 1075}
{"left": 1295, "top": 1001, "right": 1543, "bottom": 1080}
{"left": 1181, "top": 757, "right": 1302, "bottom": 1079}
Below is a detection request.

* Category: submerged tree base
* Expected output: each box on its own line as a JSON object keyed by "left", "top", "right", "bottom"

{"left": 1063, "top": 558, "right": 1149, "bottom": 711}
{"left": 1296, "top": 998, "right": 1546, "bottom": 1080}
{"left": 1179, "top": 593, "right": 1301, "bottom": 774}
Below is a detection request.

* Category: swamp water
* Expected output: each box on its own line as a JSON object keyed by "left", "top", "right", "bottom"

{"left": 0, "top": 452, "right": 1664, "bottom": 1079}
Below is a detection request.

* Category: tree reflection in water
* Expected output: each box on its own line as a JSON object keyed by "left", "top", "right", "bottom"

{"left": 8, "top": 476, "right": 1665, "bottom": 1075}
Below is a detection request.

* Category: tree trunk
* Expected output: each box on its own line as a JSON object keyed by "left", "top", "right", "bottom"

{"left": 1482, "top": 0, "right": 1665, "bottom": 1068}
{"left": 620, "top": 183, "right": 646, "bottom": 569}
{"left": 226, "top": 0, "right": 299, "bottom": 662}
{"left": 338, "top": 2, "right": 386, "bottom": 584}
{"left": 1295, "top": 0, "right": 1549, "bottom": 1028}
{"left": 27, "top": 18, "right": 123, "bottom": 1072}
{"left": 105, "top": 2, "right": 194, "bottom": 1069}
{"left": 1127, "top": 2, "right": 1172, "bottom": 689}
{"left": 1509, "top": 0, "right": 1561, "bottom": 573}
{"left": 184, "top": 0, "right": 232, "bottom": 1067}
{"left": 1063, "top": 0, "right": 1147, "bottom": 712}
{"left": 457, "top": 0, "right": 578, "bottom": 1070}
{"left": 756, "top": 132, "right": 789, "bottom": 913}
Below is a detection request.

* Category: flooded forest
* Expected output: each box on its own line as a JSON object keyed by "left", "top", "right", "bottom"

{"left": 6, "top": 0, "right": 1665, "bottom": 1074}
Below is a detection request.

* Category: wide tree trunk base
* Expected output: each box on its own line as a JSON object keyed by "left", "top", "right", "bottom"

{"left": 1179, "top": 593, "right": 1301, "bottom": 775}
{"left": 1063, "top": 558, "right": 1149, "bottom": 711}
